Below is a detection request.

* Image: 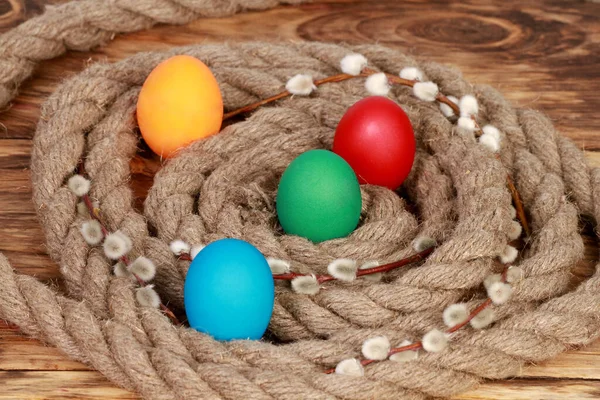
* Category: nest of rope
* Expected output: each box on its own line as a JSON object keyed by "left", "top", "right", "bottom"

{"left": 21, "top": 41, "right": 600, "bottom": 400}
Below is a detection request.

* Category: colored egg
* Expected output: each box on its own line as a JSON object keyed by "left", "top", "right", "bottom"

{"left": 184, "top": 238, "right": 274, "bottom": 341}
{"left": 333, "top": 96, "right": 416, "bottom": 190}
{"left": 276, "top": 149, "right": 362, "bottom": 243}
{"left": 137, "top": 55, "right": 223, "bottom": 158}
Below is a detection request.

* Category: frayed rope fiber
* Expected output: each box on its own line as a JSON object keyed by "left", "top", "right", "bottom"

{"left": 1, "top": 1, "right": 600, "bottom": 399}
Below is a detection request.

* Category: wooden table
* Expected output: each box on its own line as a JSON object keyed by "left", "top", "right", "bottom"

{"left": 1, "top": 0, "right": 600, "bottom": 398}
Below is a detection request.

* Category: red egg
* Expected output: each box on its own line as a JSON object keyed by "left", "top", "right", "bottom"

{"left": 333, "top": 96, "right": 416, "bottom": 190}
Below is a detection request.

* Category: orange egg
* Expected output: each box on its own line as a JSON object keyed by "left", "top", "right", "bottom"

{"left": 137, "top": 55, "right": 223, "bottom": 158}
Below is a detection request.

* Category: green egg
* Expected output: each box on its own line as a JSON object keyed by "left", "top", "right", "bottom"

{"left": 276, "top": 149, "right": 362, "bottom": 243}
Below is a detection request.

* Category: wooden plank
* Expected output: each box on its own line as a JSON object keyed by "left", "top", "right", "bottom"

{"left": 454, "top": 379, "right": 600, "bottom": 400}
{"left": 522, "top": 340, "right": 600, "bottom": 380}
{"left": 584, "top": 151, "right": 600, "bottom": 169}
{"left": 0, "top": 371, "right": 139, "bottom": 399}
{"left": 0, "top": 139, "right": 30, "bottom": 169}
{"left": 0, "top": 322, "right": 88, "bottom": 371}
{"left": 1, "top": 372, "right": 600, "bottom": 400}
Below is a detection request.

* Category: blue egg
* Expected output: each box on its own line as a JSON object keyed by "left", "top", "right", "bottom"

{"left": 184, "top": 238, "right": 275, "bottom": 341}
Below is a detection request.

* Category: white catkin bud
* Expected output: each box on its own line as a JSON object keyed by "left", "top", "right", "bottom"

{"left": 442, "top": 303, "right": 469, "bottom": 328}
{"left": 458, "top": 116, "right": 476, "bottom": 132}
{"left": 359, "top": 261, "right": 382, "bottom": 282}
{"left": 507, "top": 220, "right": 523, "bottom": 240}
{"left": 459, "top": 94, "right": 478, "bottom": 117}
{"left": 482, "top": 125, "right": 501, "bottom": 141}
{"left": 113, "top": 262, "right": 131, "bottom": 278}
{"left": 506, "top": 266, "right": 524, "bottom": 283}
{"left": 128, "top": 256, "right": 157, "bottom": 282}
{"left": 470, "top": 307, "right": 495, "bottom": 329}
{"left": 291, "top": 275, "right": 320, "bottom": 295}
{"left": 285, "top": 74, "right": 316, "bottom": 96}
{"left": 116, "top": 231, "right": 133, "bottom": 253}
{"left": 335, "top": 358, "right": 364, "bottom": 377}
{"left": 412, "top": 236, "right": 437, "bottom": 252}
{"left": 483, "top": 273, "right": 502, "bottom": 290}
{"left": 439, "top": 95, "right": 458, "bottom": 117}
{"left": 80, "top": 220, "right": 103, "bottom": 245}
{"left": 479, "top": 131, "right": 500, "bottom": 152}
{"left": 389, "top": 340, "right": 418, "bottom": 362}
{"left": 509, "top": 206, "right": 517, "bottom": 220}
{"left": 327, "top": 259, "right": 358, "bottom": 282}
{"left": 399, "top": 67, "right": 423, "bottom": 81}
{"left": 422, "top": 329, "right": 448, "bottom": 353}
{"left": 190, "top": 244, "right": 205, "bottom": 260}
{"left": 267, "top": 258, "right": 291, "bottom": 275}
{"left": 67, "top": 175, "right": 91, "bottom": 197}
{"left": 136, "top": 285, "right": 161, "bottom": 308}
{"left": 487, "top": 281, "right": 513, "bottom": 305}
{"left": 499, "top": 245, "right": 518, "bottom": 264}
{"left": 340, "top": 53, "right": 368, "bottom": 75}
{"left": 361, "top": 336, "right": 391, "bottom": 361}
{"left": 169, "top": 240, "right": 190, "bottom": 256}
{"left": 103, "top": 231, "right": 131, "bottom": 260}
{"left": 413, "top": 81, "right": 439, "bottom": 102}
{"left": 365, "top": 73, "right": 390, "bottom": 96}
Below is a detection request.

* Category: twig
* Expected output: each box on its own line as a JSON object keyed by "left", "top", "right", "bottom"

{"left": 324, "top": 266, "right": 509, "bottom": 374}
{"left": 222, "top": 72, "right": 370, "bottom": 120}
{"left": 79, "top": 173, "right": 180, "bottom": 325}
{"left": 222, "top": 67, "right": 462, "bottom": 121}
{"left": 282, "top": 246, "right": 433, "bottom": 284}
{"left": 179, "top": 253, "right": 192, "bottom": 262}
{"left": 177, "top": 246, "right": 434, "bottom": 285}
{"left": 505, "top": 173, "right": 530, "bottom": 236}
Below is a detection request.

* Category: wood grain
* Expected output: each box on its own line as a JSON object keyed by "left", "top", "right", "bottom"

{"left": 0, "top": 0, "right": 599, "bottom": 398}
{"left": 0, "top": 371, "right": 138, "bottom": 399}
{"left": 455, "top": 380, "right": 600, "bottom": 400}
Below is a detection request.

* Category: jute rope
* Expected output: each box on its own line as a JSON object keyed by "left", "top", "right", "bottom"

{"left": 1, "top": 1, "right": 599, "bottom": 399}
